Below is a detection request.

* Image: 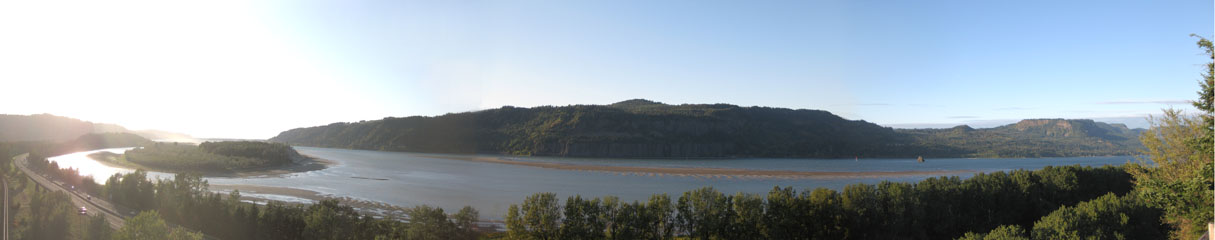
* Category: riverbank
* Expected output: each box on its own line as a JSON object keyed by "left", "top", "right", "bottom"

{"left": 421, "top": 154, "right": 978, "bottom": 179}
{"left": 210, "top": 184, "right": 505, "bottom": 230}
{"left": 87, "top": 151, "right": 335, "bottom": 177}
{"left": 210, "top": 184, "right": 407, "bottom": 219}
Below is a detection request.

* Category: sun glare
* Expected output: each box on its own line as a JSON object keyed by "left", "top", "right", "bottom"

{"left": 0, "top": 1, "right": 372, "bottom": 138}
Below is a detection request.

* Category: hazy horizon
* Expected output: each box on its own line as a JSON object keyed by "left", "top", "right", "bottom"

{"left": 1, "top": 1, "right": 1209, "bottom": 139}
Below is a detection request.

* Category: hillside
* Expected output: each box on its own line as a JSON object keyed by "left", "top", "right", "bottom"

{"left": 0, "top": 114, "right": 195, "bottom": 142}
{"left": 10, "top": 132, "right": 154, "bottom": 159}
{"left": 272, "top": 99, "right": 904, "bottom": 158}
{"left": 898, "top": 119, "right": 1144, "bottom": 158}
{"left": 270, "top": 100, "right": 1145, "bottom": 158}
{"left": 0, "top": 114, "right": 96, "bottom": 142}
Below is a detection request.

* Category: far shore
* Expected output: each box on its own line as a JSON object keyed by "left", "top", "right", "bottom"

{"left": 421, "top": 154, "right": 978, "bottom": 179}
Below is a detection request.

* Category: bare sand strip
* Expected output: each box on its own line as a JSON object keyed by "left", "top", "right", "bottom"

{"left": 422, "top": 155, "right": 976, "bottom": 179}
{"left": 210, "top": 184, "right": 409, "bottom": 219}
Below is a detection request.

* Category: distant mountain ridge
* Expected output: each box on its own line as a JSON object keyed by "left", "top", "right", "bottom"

{"left": 897, "top": 118, "right": 1143, "bottom": 157}
{"left": 0, "top": 114, "right": 195, "bottom": 142}
{"left": 270, "top": 100, "right": 1145, "bottom": 158}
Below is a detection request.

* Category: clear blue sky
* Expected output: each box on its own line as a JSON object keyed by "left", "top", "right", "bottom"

{"left": 0, "top": 0, "right": 1210, "bottom": 138}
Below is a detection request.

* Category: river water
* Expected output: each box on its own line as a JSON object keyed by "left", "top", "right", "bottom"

{"left": 49, "top": 147, "right": 1136, "bottom": 220}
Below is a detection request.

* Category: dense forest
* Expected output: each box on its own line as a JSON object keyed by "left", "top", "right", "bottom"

{"left": 115, "top": 141, "right": 300, "bottom": 172}
{"left": 270, "top": 99, "right": 1142, "bottom": 158}
{"left": 500, "top": 165, "right": 1162, "bottom": 240}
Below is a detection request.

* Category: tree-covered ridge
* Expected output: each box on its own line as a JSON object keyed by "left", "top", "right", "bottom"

{"left": 270, "top": 100, "right": 1143, "bottom": 158}
{"left": 898, "top": 119, "right": 1144, "bottom": 158}
{"left": 9, "top": 132, "right": 153, "bottom": 158}
{"left": 0, "top": 114, "right": 194, "bottom": 143}
{"left": 273, "top": 101, "right": 903, "bottom": 158}
{"left": 120, "top": 141, "right": 299, "bottom": 172}
{"left": 0, "top": 113, "right": 96, "bottom": 142}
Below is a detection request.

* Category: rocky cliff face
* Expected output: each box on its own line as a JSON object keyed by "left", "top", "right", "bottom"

{"left": 1006, "top": 119, "right": 1138, "bottom": 140}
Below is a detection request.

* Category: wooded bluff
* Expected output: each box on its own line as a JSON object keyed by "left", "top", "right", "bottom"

{"left": 269, "top": 99, "right": 1144, "bottom": 158}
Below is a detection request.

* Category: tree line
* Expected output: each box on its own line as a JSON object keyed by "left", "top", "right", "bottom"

{"left": 501, "top": 165, "right": 1152, "bottom": 240}
{"left": 96, "top": 170, "right": 481, "bottom": 240}
{"left": 120, "top": 141, "right": 297, "bottom": 172}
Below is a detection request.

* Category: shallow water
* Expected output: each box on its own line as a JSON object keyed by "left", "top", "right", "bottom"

{"left": 49, "top": 147, "right": 1135, "bottom": 220}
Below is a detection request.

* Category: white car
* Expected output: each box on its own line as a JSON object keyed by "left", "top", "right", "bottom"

{"left": 78, "top": 207, "right": 87, "bottom": 215}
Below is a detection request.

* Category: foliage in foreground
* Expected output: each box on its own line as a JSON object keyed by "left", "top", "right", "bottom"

{"left": 98, "top": 170, "right": 481, "bottom": 240}
{"left": 1, "top": 155, "right": 111, "bottom": 240}
{"left": 1123, "top": 34, "right": 1215, "bottom": 240}
{"left": 960, "top": 194, "right": 1167, "bottom": 240}
{"left": 112, "top": 211, "right": 202, "bottom": 240}
{"left": 505, "top": 165, "right": 1135, "bottom": 240}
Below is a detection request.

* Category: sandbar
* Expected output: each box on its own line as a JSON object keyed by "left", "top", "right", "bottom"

{"left": 422, "top": 155, "right": 976, "bottom": 179}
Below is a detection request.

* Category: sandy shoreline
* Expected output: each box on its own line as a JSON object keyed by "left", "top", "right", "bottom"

{"left": 422, "top": 155, "right": 977, "bottom": 179}
{"left": 224, "top": 154, "right": 336, "bottom": 177}
{"left": 209, "top": 184, "right": 410, "bottom": 219}
{"left": 87, "top": 151, "right": 336, "bottom": 178}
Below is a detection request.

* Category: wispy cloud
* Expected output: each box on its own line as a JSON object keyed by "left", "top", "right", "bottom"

{"left": 884, "top": 123, "right": 963, "bottom": 129}
{"left": 1097, "top": 100, "right": 1190, "bottom": 105}
{"left": 833, "top": 103, "right": 892, "bottom": 106}
{"left": 995, "top": 107, "right": 1031, "bottom": 111}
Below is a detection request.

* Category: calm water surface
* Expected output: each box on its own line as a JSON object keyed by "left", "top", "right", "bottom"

{"left": 49, "top": 147, "right": 1135, "bottom": 220}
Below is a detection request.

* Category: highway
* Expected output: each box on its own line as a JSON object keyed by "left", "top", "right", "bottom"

{"left": 14, "top": 153, "right": 220, "bottom": 240}
{"left": 3, "top": 164, "right": 8, "bottom": 240}
{"left": 14, "top": 153, "right": 127, "bottom": 229}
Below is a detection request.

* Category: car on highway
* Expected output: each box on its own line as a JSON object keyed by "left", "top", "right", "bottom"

{"left": 78, "top": 207, "right": 87, "bottom": 215}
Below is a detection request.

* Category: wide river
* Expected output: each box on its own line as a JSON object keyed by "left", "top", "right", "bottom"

{"left": 49, "top": 147, "right": 1136, "bottom": 220}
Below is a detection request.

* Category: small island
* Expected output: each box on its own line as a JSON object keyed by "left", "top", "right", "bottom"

{"left": 89, "top": 141, "right": 324, "bottom": 175}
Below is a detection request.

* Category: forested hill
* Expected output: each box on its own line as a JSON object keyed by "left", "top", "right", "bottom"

{"left": 269, "top": 99, "right": 1145, "bottom": 158}
{"left": 0, "top": 114, "right": 195, "bottom": 142}
{"left": 0, "top": 114, "right": 97, "bottom": 142}
{"left": 898, "top": 119, "right": 1144, "bottom": 158}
